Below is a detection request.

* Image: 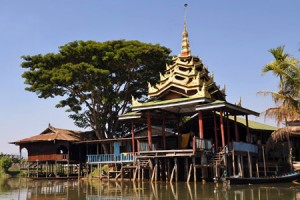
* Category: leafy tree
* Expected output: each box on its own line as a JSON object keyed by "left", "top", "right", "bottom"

{"left": 0, "top": 156, "right": 12, "bottom": 173}
{"left": 21, "top": 40, "right": 171, "bottom": 152}
{"left": 260, "top": 45, "right": 300, "bottom": 125}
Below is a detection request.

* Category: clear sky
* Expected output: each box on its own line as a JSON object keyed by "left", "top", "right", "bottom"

{"left": 1, "top": 0, "right": 299, "bottom": 154}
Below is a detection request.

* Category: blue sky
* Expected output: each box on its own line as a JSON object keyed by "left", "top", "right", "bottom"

{"left": 1, "top": 0, "right": 299, "bottom": 154}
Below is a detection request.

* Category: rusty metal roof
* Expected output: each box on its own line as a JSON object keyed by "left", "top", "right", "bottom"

{"left": 11, "top": 126, "right": 96, "bottom": 144}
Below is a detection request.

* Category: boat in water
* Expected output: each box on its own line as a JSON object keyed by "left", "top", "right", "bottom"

{"left": 226, "top": 172, "right": 300, "bottom": 185}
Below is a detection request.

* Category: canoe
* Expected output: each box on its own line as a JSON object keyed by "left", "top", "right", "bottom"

{"left": 226, "top": 172, "right": 300, "bottom": 185}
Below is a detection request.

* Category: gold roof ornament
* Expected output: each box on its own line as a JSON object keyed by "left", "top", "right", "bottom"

{"left": 180, "top": 4, "right": 191, "bottom": 57}
{"left": 200, "top": 81, "right": 211, "bottom": 98}
{"left": 132, "top": 96, "right": 142, "bottom": 107}
{"left": 237, "top": 97, "right": 242, "bottom": 107}
{"left": 221, "top": 84, "right": 226, "bottom": 95}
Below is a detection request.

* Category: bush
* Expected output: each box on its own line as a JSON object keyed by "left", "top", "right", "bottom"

{"left": 0, "top": 156, "right": 13, "bottom": 173}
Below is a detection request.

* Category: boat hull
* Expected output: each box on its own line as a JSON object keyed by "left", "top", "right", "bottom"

{"left": 226, "top": 172, "right": 300, "bottom": 185}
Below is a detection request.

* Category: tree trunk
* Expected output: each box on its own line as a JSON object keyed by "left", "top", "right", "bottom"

{"left": 95, "top": 129, "right": 109, "bottom": 154}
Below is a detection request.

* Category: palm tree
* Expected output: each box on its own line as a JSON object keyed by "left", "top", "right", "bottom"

{"left": 260, "top": 45, "right": 300, "bottom": 126}
{"left": 262, "top": 46, "right": 300, "bottom": 169}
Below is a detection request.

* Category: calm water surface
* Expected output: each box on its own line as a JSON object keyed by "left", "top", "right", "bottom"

{"left": 1, "top": 177, "right": 300, "bottom": 200}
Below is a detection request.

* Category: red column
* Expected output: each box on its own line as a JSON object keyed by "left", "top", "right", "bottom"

{"left": 226, "top": 112, "right": 230, "bottom": 144}
{"left": 220, "top": 110, "right": 225, "bottom": 147}
{"left": 213, "top": 110, "right": 219, "bottom": 150}
{"left": 131, "top": 122, "right": 135, "bottom": 154}
{"left": 147, "top": 111, "right": 153, "bottom": 150}
{"left": 246, "top": 115, "right": 250, "bottom": 143}
{"left": 162, "top": 112, "right": 166, "bottom": 150}
{"left": 198, "top": 111, "right": 204, "bottom": 139}
{"left": 234, "top": 115, "right": 239, "bottom": 141}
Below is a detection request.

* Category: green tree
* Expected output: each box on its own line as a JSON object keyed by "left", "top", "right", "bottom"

{"left": 0, "top": 156, "right": 12, "bottom": 173}
{"left": 21, "top": 40, "right": 171, "bottom": 152}
{"left": 260, "top": 46, "right": 300, "bottom": 125}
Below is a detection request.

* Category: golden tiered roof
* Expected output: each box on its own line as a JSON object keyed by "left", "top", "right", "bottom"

{"left": 145, "top": 24, "right": 226, "bottom": 101}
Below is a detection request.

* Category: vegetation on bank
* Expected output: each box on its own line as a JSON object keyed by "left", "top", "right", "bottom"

{"left": 0, "top": 153, "right": 26, "bottom": 177}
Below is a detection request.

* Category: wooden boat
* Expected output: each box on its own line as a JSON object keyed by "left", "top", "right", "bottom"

{"left": 226, "top": 172, "right": 300, "bottom": 185}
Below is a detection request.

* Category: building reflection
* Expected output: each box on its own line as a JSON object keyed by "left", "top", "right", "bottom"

{"left": 1, "top": 177, "right": 300, "bottom": 200}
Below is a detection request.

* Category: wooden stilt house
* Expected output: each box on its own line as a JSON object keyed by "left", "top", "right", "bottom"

{"left": 11, "top": 124, "right": 96, "bottom": 178}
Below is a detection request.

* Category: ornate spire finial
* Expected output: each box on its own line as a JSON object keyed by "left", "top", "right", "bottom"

{"left": 180, "top": 3, "right": 191, "bottom": 57}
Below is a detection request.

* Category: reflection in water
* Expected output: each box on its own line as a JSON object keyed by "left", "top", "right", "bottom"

{"left": 1, "top": 176, "right": 300, "bottom": 200}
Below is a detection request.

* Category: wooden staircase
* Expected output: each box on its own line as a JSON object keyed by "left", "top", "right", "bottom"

{"left": 209, "top": 146, "right": 227, "bottom": 167}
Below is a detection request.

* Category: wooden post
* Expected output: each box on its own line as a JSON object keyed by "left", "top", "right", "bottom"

{"left": 232, "top": 150, "right": 236, "bottom": 175}
{"left": 162, "top": 112, "right": 166, "bottom": 150}
{"left": 164, "top": 158, "right": 168, "bottom": 182}
{"left": 234, "top": 115, "right": 240, "bottom": 141}
{"left": 248, "top": 151, "right": 252, "bottom": 178}
{"left": 187, "top": 164, "right": 193, "bottom": 182}
{"left": 67, "top": 160, "right": 69, "bottom": 178}
{"left": 193, "top": 136, "right": 196, "bottom": 154}
{"left": 246, "top": 115, "right": 250, "bottom": 143}
{"left": 170, "top": 165, "right": 175, "bottom": 183}
{"left": 262, "top": 145, "right": 267, "bottom": 176}
{"left": 241, "top": 156, "right": 244, "bottom": 177}
{"left": 155, "top": 159, "right": 158, "bottom": 182}
{"left": 78, "top": 163, "right": 81, "bottom": 181}
{"left": 131, "top": 122, "right": 135, "bottom": 154}
{"left": 137, "top": 160, "right": 141, "bottom": 181}
{"left": 213, "top": 110, "right": 219, "bottom": 151}
{"left": 99, "top": 164, "right": 102, "bottom": 180}
{"left": 215, "top": 160, "right": 218, "bottom": 181}
{"left": 256, "top": 161, "right": 259, "bottom": 178}
{"left": 151, "top": 164, "right": 157, "bottom": 182}
{"left": 184, "top": 158, "right": 188, "bottom": 181}
{"left": 147, "top": 112, "right": 153, "bottom": 150}
{"left": 193, "top": 157, "right": 197, "bottom": 183}
{"left": 220, "top": 110, "right": 225, "bottom": 147}
{"left": 175, "top": 158, "right": 178, "bottom": 182}
{"left": 36, "top": 161, "right": 39, "bottom": 178}
{"left": 46, "top": 161, "right": 48, "bottom": 178}
{"left": 238, "top": 156, "right": 242, "bottom": 177}
{"left": 198, "top": 111, "right": 204, "bottom": 139}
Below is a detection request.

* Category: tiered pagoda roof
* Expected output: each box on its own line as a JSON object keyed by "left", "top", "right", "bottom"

{"left": 121, "top": 14, "right": 259, "bottom": 120}
{"left": 133, "top": 22, "right": 225, "bottom": 105}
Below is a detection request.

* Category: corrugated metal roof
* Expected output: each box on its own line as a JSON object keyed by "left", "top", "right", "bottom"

{"left": 12, "top": 127, "right": 96, "bottom": 144}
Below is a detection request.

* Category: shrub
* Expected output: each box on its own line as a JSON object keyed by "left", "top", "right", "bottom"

{"left": 0, "top": 156, "right": 13, "bottom": 173}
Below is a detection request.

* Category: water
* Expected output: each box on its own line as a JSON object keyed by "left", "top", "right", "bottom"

{"left": 1, "top": 177, "right": 300, "bottom": 200}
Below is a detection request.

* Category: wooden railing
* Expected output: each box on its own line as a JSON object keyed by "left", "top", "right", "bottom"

{"left": 138, "top": 141, "right": 157, "bottom": 152}
{"left": 87, "top": 153, "right": 134, "bottom": 164}
{"left": 193, "top": 137, "right": 212, "bottom": 152}
{"left": 28, "top": 154, "right": 69, "bottom": 162}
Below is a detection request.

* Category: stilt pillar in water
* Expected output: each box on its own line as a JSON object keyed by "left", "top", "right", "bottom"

{"left": 248, "top": 151, "right": 252, "bottom": 178}
{"left": 256, "top": 161, "right": 259, "bottom": 178}
{"left": 67, "top": 160, "right": 69, "bottom": 178}
{"left": 238, "top": 156, "right": 242, "bottom": 177}
{"left": 184, "top": 158, "right": 189, "bottom": 181}
{"left": 187, "top": 164, "right": 193, "bottom": 183}
{"left": 36, "top": 161, "right": 39, "bottom": 178}
{"left": 46, "top": 161, "right": 48, "bottom": 178}
{"left": 175, "top": 158, "right": 178, "bottom": 182}
{"left": 138, "top": 160, "right": 141, "bottom": 182}
{"left": 193, "top": 157, "right": 197, "bottom": 183}
{"left": 201, "top": 153, "right": 207, "bottom": 183}
{"left": 232, "top": 150, "right": 236, "bottom": 175}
